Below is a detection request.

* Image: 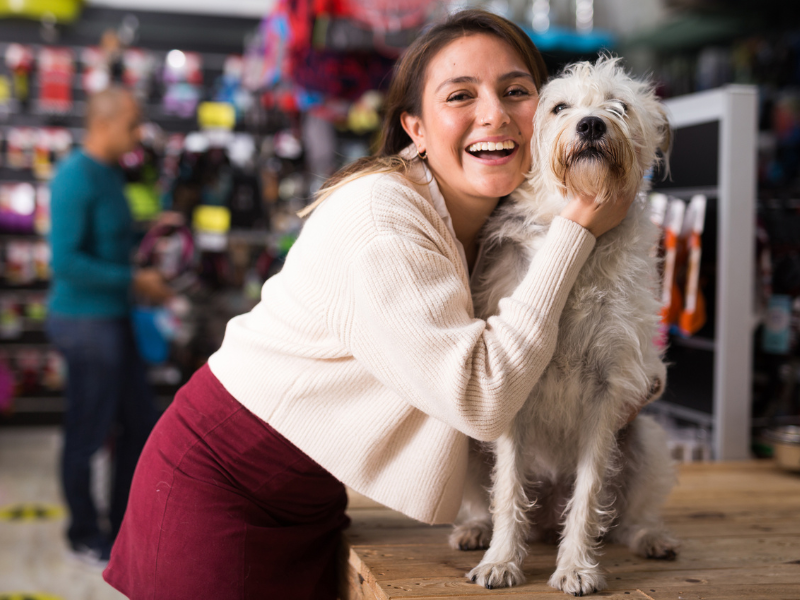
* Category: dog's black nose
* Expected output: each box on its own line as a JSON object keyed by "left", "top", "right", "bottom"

{"left": 576, "top": 116, "right": 606, "bottom": 140}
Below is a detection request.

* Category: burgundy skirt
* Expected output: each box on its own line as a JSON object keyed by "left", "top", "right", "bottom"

{"left": 103, "top": 364, "right": 350, "bottom": 600}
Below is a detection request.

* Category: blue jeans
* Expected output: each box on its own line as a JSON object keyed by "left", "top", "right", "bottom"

{"left": 46, "top": 316, "right": 159, "bottom": 546}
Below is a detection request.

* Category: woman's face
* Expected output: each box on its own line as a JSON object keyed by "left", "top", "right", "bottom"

{"left": 402, "top": 33, "right": 539, "bottom": 208}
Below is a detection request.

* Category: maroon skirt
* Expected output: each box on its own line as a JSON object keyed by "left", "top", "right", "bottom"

{"left": 103, "top": 364, "right": 350, "bottom": 600}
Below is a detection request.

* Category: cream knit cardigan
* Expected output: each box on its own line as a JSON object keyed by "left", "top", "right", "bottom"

{"left": 208, "top": 159, "right": 596, "bottom": 525}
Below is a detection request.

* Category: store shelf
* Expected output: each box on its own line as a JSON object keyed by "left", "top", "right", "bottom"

{"left": 645, "top": 399, "right": 714, "bottom": 428}
{"left": 0, "top": 281, "right": 50, "bottom": 291}
{"left": 670, "top": 335, "right": 717, "bottom": 352}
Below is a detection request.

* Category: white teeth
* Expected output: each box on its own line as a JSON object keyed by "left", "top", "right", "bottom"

{"left": 467, "top": 140, "right": 516, "bottom": 153}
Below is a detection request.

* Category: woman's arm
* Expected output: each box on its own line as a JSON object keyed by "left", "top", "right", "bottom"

{"left": 348, "top": 216, "right": 595, "bottom": 442}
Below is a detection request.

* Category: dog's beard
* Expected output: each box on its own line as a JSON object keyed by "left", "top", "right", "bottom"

{"left": 549, "top": 121, "right": 638, "bottom": 205}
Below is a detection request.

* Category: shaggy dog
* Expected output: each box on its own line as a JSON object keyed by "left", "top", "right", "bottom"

{"left": 451, "top": 57, "right": 679, "bottom": 596}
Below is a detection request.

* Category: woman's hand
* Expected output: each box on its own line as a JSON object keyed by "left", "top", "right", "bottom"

{"left": 133, "top": 268, "right": 174, "bottom": 305}
{"left": 559, "top": 191, "right": 636, "bottom": 238}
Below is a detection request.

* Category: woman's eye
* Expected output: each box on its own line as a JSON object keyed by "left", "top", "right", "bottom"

{"left": 552, "top": 103, "right": 568, "bottom": 114}
{"left": 447, "top": 92, "right": 470, "bottom": 102}
{"left": 507, "top": 88, "right": 530, "bottom": 97}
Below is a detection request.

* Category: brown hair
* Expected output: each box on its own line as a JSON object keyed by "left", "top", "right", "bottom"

{"left": 299, "top": 8, "right": 547, "bottom": 217}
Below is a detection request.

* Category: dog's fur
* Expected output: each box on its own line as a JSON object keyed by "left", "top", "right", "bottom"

{"left": 450, "top": 57, "right": 679, "bottom": 596}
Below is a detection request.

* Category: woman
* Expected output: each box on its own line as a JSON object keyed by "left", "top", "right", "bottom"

{"left": 104, "top": 9, "right": 635, "bottom": 599}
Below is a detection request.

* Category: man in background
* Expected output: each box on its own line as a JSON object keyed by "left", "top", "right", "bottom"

{"left": 46, "top": 86, "right": 172, "bottom": 565}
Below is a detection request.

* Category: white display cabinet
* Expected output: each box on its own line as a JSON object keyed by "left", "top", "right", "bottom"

{"left": 647, "top": 85, "right": 758, "bottom": 460}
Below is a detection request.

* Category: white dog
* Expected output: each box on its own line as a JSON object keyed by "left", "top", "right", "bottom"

{"left": 451, "top": 57, "right": 679, "bottom": 596}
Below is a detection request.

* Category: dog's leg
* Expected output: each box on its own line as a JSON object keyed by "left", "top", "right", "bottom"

{"left": 549, "top": 415, "right": 615, "bottom": 596}
{"left": 450, "top": 440, "right": 493, "bottom": 551}
{"left": 467, "top": 426, "right": 531, "bottom": 589}
{"left": 608, "top": 416, "right": 679, "bottom": 560}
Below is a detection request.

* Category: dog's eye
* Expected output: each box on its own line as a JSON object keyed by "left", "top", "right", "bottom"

{"left": 608, "top": 101, "right": 628, "bottom": 117}
{"left": 552, "top": 103, "right": 568, "bottom": 114}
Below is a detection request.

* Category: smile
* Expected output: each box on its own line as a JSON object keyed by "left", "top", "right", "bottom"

{"left": 466, "top": 140, "right": 519, "bottom": 164}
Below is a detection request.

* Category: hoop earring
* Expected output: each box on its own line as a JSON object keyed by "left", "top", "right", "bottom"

{"left": 417, "top": 148, "right": 427, "bottom": 160}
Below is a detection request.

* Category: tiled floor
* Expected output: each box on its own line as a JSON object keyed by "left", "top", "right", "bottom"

{"left": 0, "top": 427, "right": 125, "bottom": 600}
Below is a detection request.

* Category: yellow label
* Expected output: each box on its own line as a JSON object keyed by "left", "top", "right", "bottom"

{"left": 0, "top": 0, "right": 83, "bottom": 22}
{"left": 0, "top": 504, "right": 64, "bottom": 521}
{"left": 193, "top": 205, "right": 231, "bottom": 233}
{"left": 197, "top": 102, "right": 236, "bottom": 131}
{"left": 0, "top": 594, "right": 65, "bottom": 600}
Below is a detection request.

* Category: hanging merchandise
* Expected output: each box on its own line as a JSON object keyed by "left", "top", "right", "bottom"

{"left": 288, "top": 45, "right": 395, "bottom": 101}
{"left": 135, "top": 223, "right": 196, "bottom": 287}
{"left": 81, "top": 31, "right": 125, "bottom": 94}
{"left": 5, "top": 44, "right": 34, "bottom": 110}
{"left": 659, "top": 198, "right": 685, "bottom": 333}
{"left": 16, "top": 349, "right": 41, "bottom": 396}
{"left": 0, "top": 298, "right": 23, "bottom": 339}
{"left": 163, "top": 50, "right": 203, "bottom": 119}
{"left": 37, "top": 47, "right": 75, "bottom": 113}
{"left": 34, "top": 184, "right": 51, "bottom": 236}
{"left": 193, "top": 205, "right": 230, "bottom": 252}
{"left": 212, "top": 56, "right": 251, "bottom": 118}
{"left": 122, "top": 123, "right": 164, "bottom": 222}
{"left": 0, "top": 183, "right": 37, "bottom": 233}
{"left": 243, "top": 7, "right": 291, "bottom": 91}
{"left": 763, "top": 295, "right": 793, "bottom": 355}
{"left": 347, "top": 90, "right": 382, "bottom": 134}
{"left": 41, "top": 350, "right": 66, "bottom": 391}
{"left": 32, "top": 240, "right": 50, "bottom": 281}
{"left": 6, "top": 127, "right": 36, "bottom": 170}
{"left": 678, "top": 195, "right": 707, "bottom": 337}
{"left": 81, "top": 46, "right": 111, "bottom": 94}
{"left": 33, "top": 128, "right": 73, "bottom": 180}
{"left": 24, "top": 293, "right": 47, "bottom": 323}
{"left": 123, "top": 49, "right": 156, "bottom": 101}
{"left": 4, "top": 241, "right": 36, "bottom": 285}
{"left": 133, "top": 224, "right": 196, "bottom": 365}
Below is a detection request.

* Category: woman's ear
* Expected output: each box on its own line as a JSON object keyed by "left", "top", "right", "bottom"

{"left": 400, "top": 111, "right": 426, "bottom": 152}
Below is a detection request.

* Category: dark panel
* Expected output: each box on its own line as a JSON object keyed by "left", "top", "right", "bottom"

{"left": 653, "top": 120, "right": 720, "bottom": 189}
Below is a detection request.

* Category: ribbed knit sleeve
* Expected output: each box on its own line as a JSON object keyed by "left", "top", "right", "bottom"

{"left": 349, "top": 215, "right": 595, "bottom": 442}
{"left": 49, "top": 164, "right": 133, "bottom": 291}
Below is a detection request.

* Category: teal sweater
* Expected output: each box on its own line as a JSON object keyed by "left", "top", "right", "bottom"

{"left": 48, "top": 150, "right": 134, "bottom": 318}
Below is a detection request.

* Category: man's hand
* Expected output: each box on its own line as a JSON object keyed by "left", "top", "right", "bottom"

{"left": 133, "top": 268, "right": 174, "bottom": 304}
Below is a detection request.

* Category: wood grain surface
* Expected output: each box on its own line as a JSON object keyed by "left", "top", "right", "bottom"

{"left": 342, "top": 461, "right": 800, "bottom": 600}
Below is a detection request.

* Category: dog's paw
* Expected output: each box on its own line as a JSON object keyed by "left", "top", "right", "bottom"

{"left": 467, "top": 561, "right": 525, "bottom": 589}
{"left": 548, "top": 567, "right": 606, "bottom": 596}
{"left": 632, "top": 529, "right": 680, "bottom": 560}
{"left": 449, "top": 520, "right": 492, "bottom": 551}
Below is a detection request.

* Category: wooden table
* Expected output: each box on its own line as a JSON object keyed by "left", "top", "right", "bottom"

{"left": 342, "top": 461, "right": 800, "bottom": 599}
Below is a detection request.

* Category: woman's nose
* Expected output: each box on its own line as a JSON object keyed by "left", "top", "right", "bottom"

{"left": 477, "top": 94, "right": 510, "bottom": 128}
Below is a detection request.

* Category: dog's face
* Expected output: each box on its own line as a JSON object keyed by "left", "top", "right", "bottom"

{"left": 529, "top": 57, "right": 670, "bottom": 206}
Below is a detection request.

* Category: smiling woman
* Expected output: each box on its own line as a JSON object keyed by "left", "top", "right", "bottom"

{"left": 104, "top": 9, "right": 637, "bottom": 600}
{"left": 399, "top": 33, "right": 540, "bottom": 267}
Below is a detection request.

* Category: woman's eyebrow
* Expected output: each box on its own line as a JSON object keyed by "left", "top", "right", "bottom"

{"left": 435, "top": 76, "right": 479, "bottom": 93}
{"left": 435, "top": 71, "right": 535, "bottom": 93}
{"left": 500, "top": 70, "right": 535, "bottom": 83}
